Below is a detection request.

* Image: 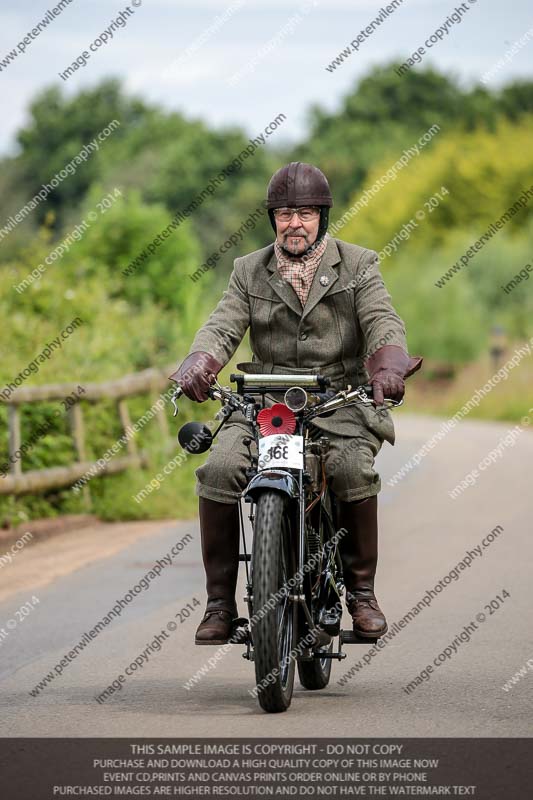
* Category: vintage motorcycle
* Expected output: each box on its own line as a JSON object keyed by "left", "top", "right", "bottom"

{"left": 171, "top": 372, "right": 401, "bottom": 713}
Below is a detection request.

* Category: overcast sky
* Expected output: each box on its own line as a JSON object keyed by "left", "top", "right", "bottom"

{"left": 1, "top": 0, "right": 532, "bottom": 155}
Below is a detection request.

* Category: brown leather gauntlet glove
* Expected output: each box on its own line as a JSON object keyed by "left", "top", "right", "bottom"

{"left": 365, "top": 345, "right": 423, "bottom": 406}
{"left": 169, "top": 351, "right": 223, "bottom": 402}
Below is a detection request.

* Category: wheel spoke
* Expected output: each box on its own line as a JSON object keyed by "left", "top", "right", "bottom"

{"left": 277, "top": 595, "right": 289, "bottom": 650}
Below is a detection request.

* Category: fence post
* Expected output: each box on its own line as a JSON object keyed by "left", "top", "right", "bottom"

{"left": 150, "top": 389, "right": 171, "bottom": 447}
{"left": 8, "top": 405, "right": 22, "bottom": 476}
{"left": 118, "top": 399, "right": 137, "bottom": 456}
{"left": 68, "top": 402, "right": 91, "bottom": 508}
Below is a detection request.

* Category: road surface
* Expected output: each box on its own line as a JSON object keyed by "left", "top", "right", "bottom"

{"left": 0, "top": 414, "right": 531, "bottom": 736}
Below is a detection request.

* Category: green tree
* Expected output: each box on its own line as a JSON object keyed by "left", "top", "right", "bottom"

{"left": 293, "top": 64, "right": 533, "bottom": 209}
{"left": 15, "top": 79, "right": 149, "bottom": 222}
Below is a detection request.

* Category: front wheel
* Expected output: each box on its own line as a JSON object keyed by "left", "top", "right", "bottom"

{"left": 251, "top": 490, "right": 297, "bottom": 713}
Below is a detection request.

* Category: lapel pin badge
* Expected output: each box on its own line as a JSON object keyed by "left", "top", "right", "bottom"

{"left": 319, "top": 275, "right": 329, "bottom": 286}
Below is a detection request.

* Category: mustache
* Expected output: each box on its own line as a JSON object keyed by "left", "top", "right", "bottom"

{"left": 284, "top": 229, "right": 307, "bottom": 237}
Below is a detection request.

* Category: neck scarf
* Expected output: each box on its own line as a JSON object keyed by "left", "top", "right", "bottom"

{"left": 274, "top": 233, "right": 329, "bottom": 307}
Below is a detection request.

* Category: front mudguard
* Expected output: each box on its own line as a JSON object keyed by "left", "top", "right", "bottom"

{"left": 243, "top": 469, "right": 300, "bottom": 502}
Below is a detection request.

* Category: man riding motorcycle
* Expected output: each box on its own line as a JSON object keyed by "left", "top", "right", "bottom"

{"left": 171, "top": 161, "right": 422, "bottom": 646}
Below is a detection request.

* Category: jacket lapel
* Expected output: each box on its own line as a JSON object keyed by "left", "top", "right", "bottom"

{"left": 301, "top": 237, "right": 341, "bottom": 321}
{"left": 265, "top": 248, "right": 304, "bottom": 317}
{"left": 264, "top": 237, "right": 342, "bottom": 320}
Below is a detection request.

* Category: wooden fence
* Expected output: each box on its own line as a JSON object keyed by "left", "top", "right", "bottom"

{"left": 0, "top": 366, "right": 174, "bottom": 496}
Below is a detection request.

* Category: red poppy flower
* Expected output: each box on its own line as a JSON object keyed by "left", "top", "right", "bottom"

{"left": 257, "top": 403, "right": 296, "bottom": 436}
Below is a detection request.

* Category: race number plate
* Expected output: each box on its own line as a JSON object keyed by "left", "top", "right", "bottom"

{"left": 257, "top": 434, "right": 304, "bottom": 470}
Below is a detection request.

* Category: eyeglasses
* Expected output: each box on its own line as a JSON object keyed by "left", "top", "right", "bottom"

{"left": 273, "top": 207, "right": 320, "bottom": 222}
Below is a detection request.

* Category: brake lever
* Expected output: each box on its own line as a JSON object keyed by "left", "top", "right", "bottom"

{"left": 170, "top": 385, "right": 183, "bottom": 417}
{"left": 355, "top": 387, "right": 403, "bottom": 409}
{"left": 170, "top": 380, "right": 227, "bottom": 418}
{"left": 307, "top": 385, "right": 403, "bottom": 421}
{"left": 374, "top": 398, "right": 403, "bottom": 410}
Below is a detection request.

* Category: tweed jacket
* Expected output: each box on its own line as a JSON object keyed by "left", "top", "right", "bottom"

{"left": 187, "top": 236, "right": 408, "bottom": 445}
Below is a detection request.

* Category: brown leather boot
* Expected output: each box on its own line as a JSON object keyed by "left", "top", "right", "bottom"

{"left": 195, "top": 497, "right": 240, "bottom": 645}
{"left": 336, "top": 495, "right": 388, "bottom": 638}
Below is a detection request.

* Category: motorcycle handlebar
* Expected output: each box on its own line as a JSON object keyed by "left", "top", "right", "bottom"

{"left": 170, "top": 380, "right": 402, "bottom": 422}
{"left": 171, "top": 382, "right": 374, "bottom": 399}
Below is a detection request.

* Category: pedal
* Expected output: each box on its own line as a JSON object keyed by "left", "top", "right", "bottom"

{"left": 228, "top": 617, "right": 250, "bottom": 644}
{"left": 238, "top": 554, "right": 251, "bottom": 561}
{"left": 312, "top": 651, "right": 346, "bottom": 660}
{"left": 340, "top": 629, "right": 379, "bottom": 645}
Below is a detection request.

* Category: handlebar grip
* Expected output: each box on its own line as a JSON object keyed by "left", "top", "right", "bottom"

{"left": 362, "top": 384, "right": 373, "bottom": 396}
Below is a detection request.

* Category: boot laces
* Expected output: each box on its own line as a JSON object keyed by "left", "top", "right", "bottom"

{"left": 202, "top": 608, "right": 235, "bottom": 623}
{"left": 347, "top": 592, "right": 380, "bottom": 612}
{"left": 352, "top": 597, "right": 380, "bottom": 611}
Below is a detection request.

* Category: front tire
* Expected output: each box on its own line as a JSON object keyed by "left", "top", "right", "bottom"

{"left": 251, "top": 490, "right": 296, "bottom": 713}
